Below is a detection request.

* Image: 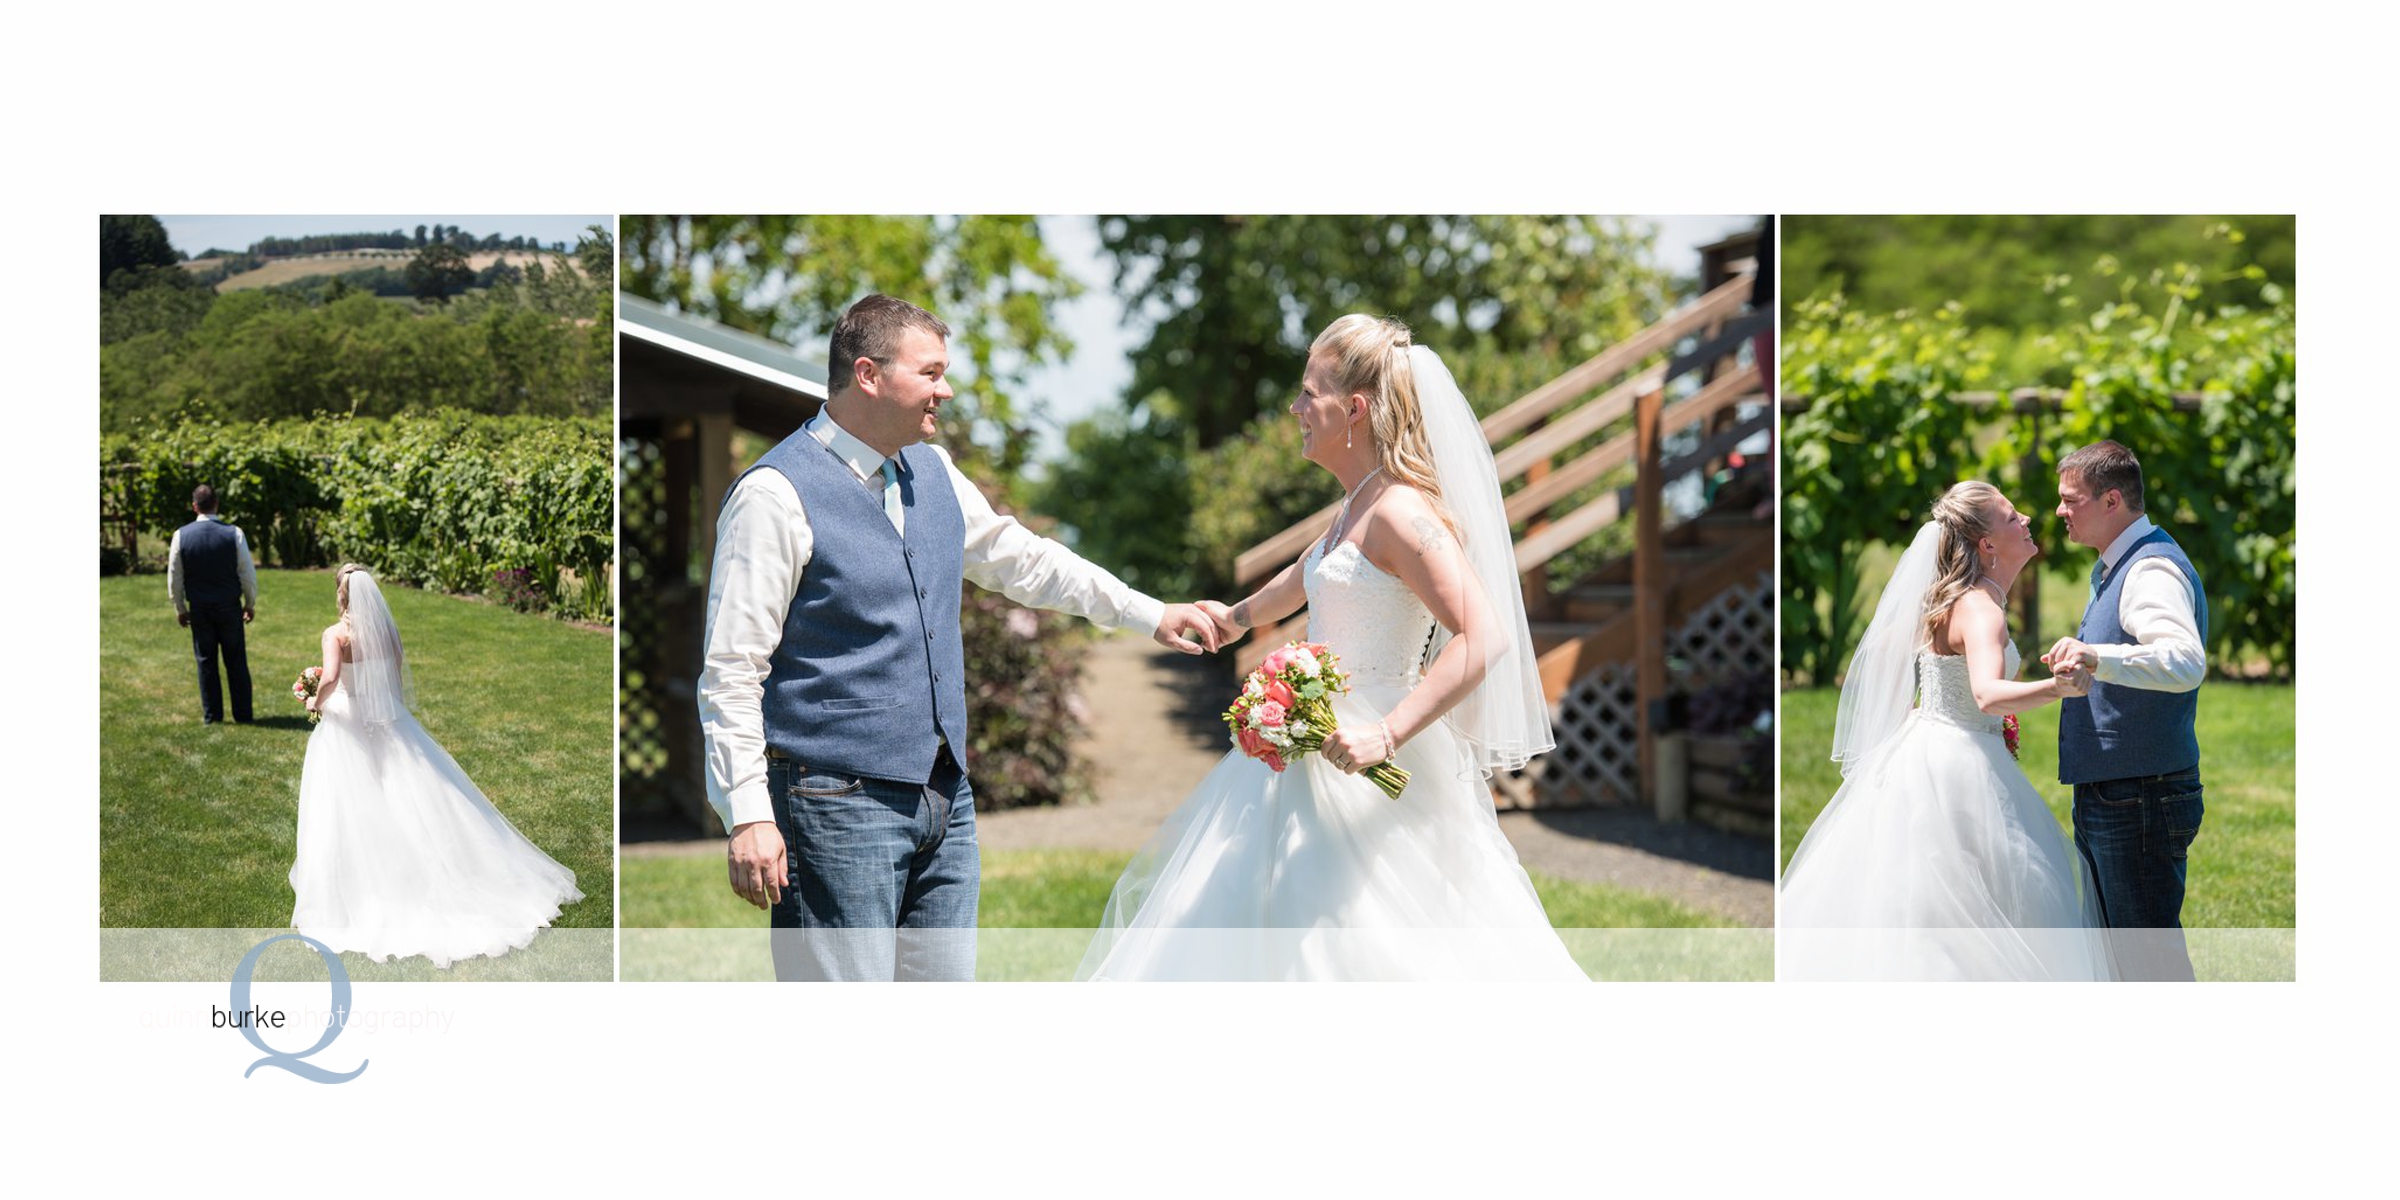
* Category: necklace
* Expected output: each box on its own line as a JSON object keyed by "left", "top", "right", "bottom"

{"left": 1324, "top": 466, "right": 1385, "bottom": 553}
{"left": 1975, "top": 574, "right": 2010, "bottom": 603}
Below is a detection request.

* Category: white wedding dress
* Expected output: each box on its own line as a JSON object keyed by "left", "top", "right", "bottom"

{"left": 1076, "top": 538, "right": 1588, "bottom": 981}
{"left": 288, "top": 601, "right": 582, "bottom": 967}
{"left": 1780, "top": 644, "right": 2114, "bottom": 981}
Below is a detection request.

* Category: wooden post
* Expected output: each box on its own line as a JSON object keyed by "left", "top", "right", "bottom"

{"left": 696, "top": 410, "right": 734, "bottom": 578}
{"left": 2018, "top": 402, "right": 2044, "bottom": 651}
{"left": 1634, "top": 387, "right": 1667, "bottom": 804}
{"left": 1521, "top": 417, "right": 1552, "bottom": 614}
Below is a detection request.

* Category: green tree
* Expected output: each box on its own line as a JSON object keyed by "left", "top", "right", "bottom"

{"left": 1781, "top": 215, "right": 2295, "bottom": 332}
{"left": 1037, "top": 215, "right": 1684, "bottom": 596}
{"left": 406, "top": 242, "right": 474, "bottom": 304}
{"left": 619, "top": 215, "right": 1079, "bottom": 485}
{"left": 101, "top": 215, "right": 180, "bottom": 287}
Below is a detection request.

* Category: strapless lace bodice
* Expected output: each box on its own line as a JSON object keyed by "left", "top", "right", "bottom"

{"left": 1915, "top": 644, "right": 2017, "bottom": 734}
{"left": 1302, "top": 540, "right": 1436, "bottom": 690}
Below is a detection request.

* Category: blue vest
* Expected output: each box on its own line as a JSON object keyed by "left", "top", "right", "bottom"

{"left": 176, "top": 517, "right": 245, "bottom": 607}
{"left": 2057, "top": 527, "right": 2207, "bottom": 785}
{"left": 743, "top": 432, "right": 968, "bottom": 787}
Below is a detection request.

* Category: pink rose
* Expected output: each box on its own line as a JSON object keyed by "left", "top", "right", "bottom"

{"left": 1256, "top": 701, "right": 1286, "bottom": 727}
{"left": 1263, "top": 751, "right": 1287, "bottom": 773}
{"left": 1260, "top": 647, "right": 1292, "bottom": 675}
{"left": 1237, "top": 727, "right": 1269, "bottom": 759}
{"left": 1261, "top": 678, "right": 1295, "bottom": 709}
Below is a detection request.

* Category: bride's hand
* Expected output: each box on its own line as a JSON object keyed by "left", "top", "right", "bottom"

{"left": 1322, "top": 721, "right": 1397, "bottom": 774}
{"left": 2052, "top": 667, "right": 2092, "bottom": 699}
{"left": 1194, "top": 599, "right": 1242, "bottom": 642}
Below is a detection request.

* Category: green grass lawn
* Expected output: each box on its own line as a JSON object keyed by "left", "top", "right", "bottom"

{"left": 620, "top": 848, "right": 1756, "bottom": 981}
{"left": 1779, "top": 682, "right": 2295, "bottom": 931}
{"left": 100, "top": 570, "right": 616, "bottom": 943}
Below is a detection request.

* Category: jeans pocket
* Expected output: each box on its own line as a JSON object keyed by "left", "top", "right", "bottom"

{"left": 2092, "top": 778, "right": 2147, "bottom": 806}
{"left": 2161, "top": 788, "right": 2204, "bottom": 859}
{"left": 789, "top": 771, "right": 865, "bottom": 799}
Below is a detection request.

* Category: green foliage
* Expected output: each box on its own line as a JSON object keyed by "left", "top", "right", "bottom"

{"left": 101, "top": 214, "right": 180, "bottom": 284}
{"left": 1780, "top": 242, "right": 2296, "bottom": 679}
{"left": 1782, "top": 215, "right": 2295, "bottom": 331}
{"left": 958, "top": 589, "right": 1098, "bottom": 811}
{"left": 619, "top": 214, "right": 1081, "bottom": 488}
{"left": 406, "top": 242, "right": 474, "bottom": 303}
{"left": 1035, "top": 217, "right": 1682, "bottom": 599}
{"left": 1097, "top": 215, "right": 1680, "bottom": 449}
{"left": 100, "top": 272, "right": 612, "bottom": 431}
{"left": 101, "top": 412, "right": 613, "bottom": 620}
{"left": 1779, "top": 297, "right": 1992, "bottom": 681}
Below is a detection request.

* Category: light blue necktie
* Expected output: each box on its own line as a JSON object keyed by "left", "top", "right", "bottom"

{"left": 879, "top": 458, "right": 906, "bottom": 535}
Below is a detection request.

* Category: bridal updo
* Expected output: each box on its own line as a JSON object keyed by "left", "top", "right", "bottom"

{"left": 1921, "top": 481, "right": 2007, "bottom": 647}
{"left": 336, "top": 563, "right": 370, "bottom": 615}
{"left": 1309, "top": 314, "right": 1460, "bottom": 542}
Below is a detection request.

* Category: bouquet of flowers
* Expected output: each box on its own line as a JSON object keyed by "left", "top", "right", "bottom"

{"left": 1223, "top": 641, "right": 1409, "bottom": 799}
{"left": 2002, "top": 713, "right": 2020, "bottom": 759}
{"left": 293, "top": 666, "right": 323, "bottom": 723}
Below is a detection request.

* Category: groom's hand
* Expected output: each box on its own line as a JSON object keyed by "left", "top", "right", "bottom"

{"left": 177, "top": 612, "right": 191, "bottom": 628}
{"left": 2044, "top": 637, "right": 2097, "bottom": 674}
{"left": 1153, "top": 602, "right": 1222, "bottom": 655}
{"left": 727, "top": 820, "right": 788, "bottom": 910}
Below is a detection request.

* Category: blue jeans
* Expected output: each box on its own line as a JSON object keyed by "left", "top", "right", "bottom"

{"left": 2072, "top": 765, "right": 2203, "bottom": 981}
{"left": 767, "top": 746, "right": 977, "bottom": 981}
{"left": 188, "top": 601, "right": 252, "bottom": 723}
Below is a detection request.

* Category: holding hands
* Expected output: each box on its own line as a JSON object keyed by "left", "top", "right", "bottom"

{"left": 1152, "top": 602, "right": 1228, "bottom": 654}
{"left": 2042, "top": 637, "right": 2097, "bottom": 697}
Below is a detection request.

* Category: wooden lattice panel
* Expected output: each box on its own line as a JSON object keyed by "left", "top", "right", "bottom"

{"left": 1496, "top": 573, "right": 1772, "bottom": 810}
{"left": 1671, "top": 572, "right": 1773, "bottom": 678}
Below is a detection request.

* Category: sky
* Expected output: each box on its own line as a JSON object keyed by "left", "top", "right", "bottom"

{"left": 157, "top": 215, "right": 610, "bottom": 257}
{"left": 1016, "top": 214, "right": 1762, "bottom": 466}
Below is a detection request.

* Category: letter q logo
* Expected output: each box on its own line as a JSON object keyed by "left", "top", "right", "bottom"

{"left": 230, "top": 934, "right": 368, "bottom": 1083}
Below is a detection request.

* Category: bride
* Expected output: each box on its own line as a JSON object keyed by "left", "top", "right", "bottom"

{"left": 288, "top": 564, "right": 584, "bottom": 967}
{"left": 1780, "top": 482, "right": 2113, "bottom": 981}
{"left": 1076, "top": 315, "right": 1586, "bottom": 981}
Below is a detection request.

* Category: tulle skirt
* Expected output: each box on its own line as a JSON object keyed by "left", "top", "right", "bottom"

{"left": 289, "top": 692, "right": 583, "bottom": 967}
{"left": 1780, "top": 713, "right": 2113, "bottom": 981}
{"left": 1077, "top": 686, "right": 1587, "bottom": 981}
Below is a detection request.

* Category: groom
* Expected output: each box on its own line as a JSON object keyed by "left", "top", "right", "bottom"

{"left": 697, "top": 294, "right": 1223, "bottom": 981}
{"left": 167, "top": 484, "right": 258, "bottom": 725}
{"left": 2044, "top": 440, "right": 2208, "bottom": 981}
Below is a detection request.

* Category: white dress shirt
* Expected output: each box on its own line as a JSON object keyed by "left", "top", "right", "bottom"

{"left": 697, "top": 411, "right": 1167, "bottom": 831}
{"left": 165, "top": 517, "right": 259, "bottom": 616}
{"left": 2088, "top": 515, "right": 2206, "bottom": 693}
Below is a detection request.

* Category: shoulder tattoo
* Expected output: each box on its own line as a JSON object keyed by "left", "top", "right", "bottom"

{"left": 1411, "top": 515, "right": 1448, "bottom": 555}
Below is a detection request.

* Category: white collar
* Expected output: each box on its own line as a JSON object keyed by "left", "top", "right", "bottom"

{"left": 2099, "top": 514, "right": 2158, "bottom": 570}
{"left": 805, "top": 409, "right": 893, "bottom": 484}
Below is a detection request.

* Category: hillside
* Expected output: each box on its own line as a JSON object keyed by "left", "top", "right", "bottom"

{"left": 186, "top": 248, "right": 588, "bottom": 292}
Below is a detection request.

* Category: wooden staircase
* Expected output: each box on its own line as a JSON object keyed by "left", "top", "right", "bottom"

{"left": 1226, "top": 253, "right": 1773, "bottom": 825}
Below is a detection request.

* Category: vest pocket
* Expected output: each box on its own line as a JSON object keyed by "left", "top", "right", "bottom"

{"left": 821, "top": 696, "right": 903, "bottom": 713}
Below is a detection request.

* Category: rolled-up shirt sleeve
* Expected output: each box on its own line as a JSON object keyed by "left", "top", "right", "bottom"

{"left": 234, "top": 527, "right": 259, "bottom": 611}
{"left": 2091, "top": 558, "right": 2207, "bottom": 693}
{"left": 939, "top": 445, "right": 1166, "bottom": 634}
{"left": 167, "top": 527, "right": 187, "bottom": 616}
{"left": 697, "top": 473, "right": 813, "bottom": 831}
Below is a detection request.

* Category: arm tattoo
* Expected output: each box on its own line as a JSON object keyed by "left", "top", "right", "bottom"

{"left": 1411, "top": 516, "right": 1448, "bottom": 555}
{"left": 1229, "top": 600, "right": 1254, "bottom": 629}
